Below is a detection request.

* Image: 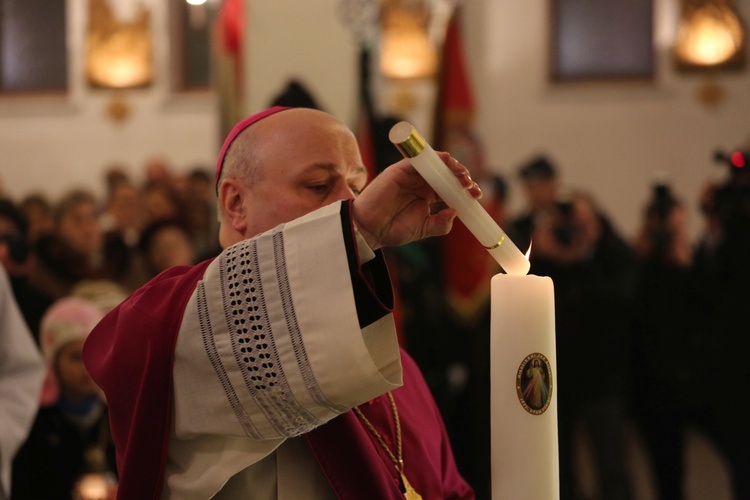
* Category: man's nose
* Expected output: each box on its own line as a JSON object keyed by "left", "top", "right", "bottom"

{"left": 332, "top": 183, "right": 356, "bottom": 201}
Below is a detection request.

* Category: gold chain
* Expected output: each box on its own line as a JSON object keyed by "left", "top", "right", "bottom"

{"left": 353, "top": 392, "right": 422, "bottom": 500}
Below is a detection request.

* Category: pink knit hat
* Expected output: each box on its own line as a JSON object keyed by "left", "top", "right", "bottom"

{"left": 40, "top": 296, "right": 105, "bottom": 362}
{"left": 214, "top": 106, "right": 292, "bottom": 192}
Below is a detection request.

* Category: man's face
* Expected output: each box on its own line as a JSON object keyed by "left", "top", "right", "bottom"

{"left": 109, "top": 183, "right": 143, "bottom": 232}
{"left": 59, "top": 200, "right": 103, "bottom": 257}
{"left": 523, "top": 178, "right": 557, "bottom": 211}
{"left": 0, "top": 216, "right": 22, "bottom": 270}
{"left": 146, "top": 225, "right": 195, "bottom": 274}
{"left": 236, "top": 110, "right": 368, "bottom": 239}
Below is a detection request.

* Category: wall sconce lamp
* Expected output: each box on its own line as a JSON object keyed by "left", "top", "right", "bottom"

{"left": 379, "top": 0, "right": 440, "bottom": 79}
{"left": 674, "top": 0, "right": 745, "bottom": 68}
{"left": 86, "top": 0, "right": 153, "bottom": 121}
{"left": 673, "top": 0, "right": 745, "bottom": 107}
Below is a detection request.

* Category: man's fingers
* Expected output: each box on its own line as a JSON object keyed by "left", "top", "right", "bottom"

{"left": 434, "top": 151, "right": 482, "bottom": 199}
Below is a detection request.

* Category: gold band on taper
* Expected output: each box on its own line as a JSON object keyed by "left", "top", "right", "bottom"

{"left": 484, "top": 234, "right": 506, "bottom": 250}
{"left": 392, "top": 129, "right": 427, "bottom": 159}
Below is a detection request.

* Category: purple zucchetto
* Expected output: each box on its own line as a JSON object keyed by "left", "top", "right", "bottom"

{"left": 214, "top": 106, "right": 292, "bottom": 191}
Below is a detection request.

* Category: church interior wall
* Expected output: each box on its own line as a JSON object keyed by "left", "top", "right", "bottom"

{"left": 0, "top": 0, "right": 748, "bottom": 242}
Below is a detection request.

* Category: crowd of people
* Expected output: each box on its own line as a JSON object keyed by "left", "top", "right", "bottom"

{"left": 395, "top": 151, "right": 750, "bottom": 500}
{"left": 0, "top": 160, "right": 221, "bottom": 499}
{"left": 512, "top": 153, "right": 749, "bottom": 500}
{"left": 1, "top": 116, "right": 748, "bottom": 499}
{"left": 0, "top": 160, "right": 220, "bottom": 341}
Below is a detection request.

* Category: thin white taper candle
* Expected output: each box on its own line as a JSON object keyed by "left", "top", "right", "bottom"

{"left": 389, "top": 121, "right": 530, "bottom": 276}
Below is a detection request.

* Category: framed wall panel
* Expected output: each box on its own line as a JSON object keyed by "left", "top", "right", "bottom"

{"left": 550, "top": 0, "right": 654, "bottom": 82}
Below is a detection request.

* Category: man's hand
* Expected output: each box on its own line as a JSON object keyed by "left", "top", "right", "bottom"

{"left": 352, "top": 152, "right": 481, "bottom": 250}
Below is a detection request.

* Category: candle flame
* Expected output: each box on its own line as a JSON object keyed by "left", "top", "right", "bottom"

{"left": 525, "top": 241, "right": 532, "bottom": 260}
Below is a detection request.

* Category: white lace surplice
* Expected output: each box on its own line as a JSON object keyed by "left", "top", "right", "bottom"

{"left": 166, "top": 203, "right": 402, "bottom": 499}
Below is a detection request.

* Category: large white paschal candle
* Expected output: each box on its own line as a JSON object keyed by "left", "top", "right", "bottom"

{"left": 388, "top": 121, "right": 530, "bottom": 276}
{"left": 490, "top": 274, "right": 558, "bottom": 499}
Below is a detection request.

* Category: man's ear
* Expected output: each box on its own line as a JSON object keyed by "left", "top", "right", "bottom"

{"left": 218, "top": 178, "right": 249, "bottom": 235}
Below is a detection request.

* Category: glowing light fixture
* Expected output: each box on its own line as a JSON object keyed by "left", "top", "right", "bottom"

{"left": 380, "top": 0, "right": 439, "bottom": 79}
{"left": 86, "top": 0, "right": 153, "bottom": 88}
{"left": 674, "top": 0, "right": 745, "bottom": 67}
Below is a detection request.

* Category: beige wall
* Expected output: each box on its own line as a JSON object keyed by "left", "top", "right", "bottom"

{"left": 0, "top": 0, "right": 219, "bottom": 202}
{"left": 246, "top": 0, "right": 750, "bottom": 240}
{"left": 463, "top": 0, "right": 750, "bottom": 240}
{"left": 244, "top": 0, "right": 359, "bottom": 124}
{"left": 1, "top": 0, "right": 748, "bottom": 243}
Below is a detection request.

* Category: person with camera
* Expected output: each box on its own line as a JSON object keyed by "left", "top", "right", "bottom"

{"left": 528, "top": 189, "right": 636, "bottom": 500}
{"left": 508, "top": 155, "right": 559, "bottom": 251}
{"left": 692, "top": 151, "right": 750, "bottom": 499}
{"left": 630, "top": 182, "right": 703, "bottom": 500}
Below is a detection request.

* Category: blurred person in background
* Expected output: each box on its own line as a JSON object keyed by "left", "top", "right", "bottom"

{"left": 101, "top": 178, "right": 149, "bottom": 291}
{"left": 509, "top": 155, "right": 560, "bottom": 250}
{"left": 137, "top": 219, "right": 197, "bottom": 279}
{"left": 31, "top": 190, "right": 133, "bottom": 298}
{"left": 70, "top": 280, "right": 129, "bottom": 318}
{"left": 0, "top": 262, "right": 46, "bottom": 500}
{"left": 183, "top": 167, "right": 221, "bottom": 260}
{"left": 102, "top": 166, "right": 129, "bottom": 194}
{"left": 530, "top": 189, "right": 636, "bottom": 500}
{"left": 11, "top": 297, "right": 118, "bottom": 500}
{"left": 629, "top": 181, "right": 704, "bottom": 500}
{"left": 142, "top": 156, "right": 175, "bottom": 187}
{"left": 141, "top": 180, "right": 184, "bottom": 226}
{"left": 692, "top": 149, "right": 750, "bottom": 499}
{"left": 19, "top": 193, "right": 55, "bottom": 243}
{"left": 0, "top": 199, "right": 55, "bottom": 342}
{"left": 102, "top": 178, "right": 143, "bottom": 248}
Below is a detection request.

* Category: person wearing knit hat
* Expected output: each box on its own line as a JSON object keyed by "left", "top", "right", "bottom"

{"left": 70, "top": 279, "right": 129, "bottom": 315}
{"left": 12, "top": 297, "right": 118, "bottom": 499}
{"left": 40, "top": 297, "right": 103, "bottom": 365}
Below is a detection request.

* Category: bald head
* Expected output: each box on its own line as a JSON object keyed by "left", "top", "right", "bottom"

{"left": 217, "top": 108, "right": 367, "bottom": 247}
{"left": 219, "top": 108, "right": 355, "bottom": 188}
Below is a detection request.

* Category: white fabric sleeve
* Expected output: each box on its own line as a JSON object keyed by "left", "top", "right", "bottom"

{"left": 166, "top": 202, "right": 402, "bottom": 499}
{"left": 353, "top": 224, "right": 377, "bottom": 264}
{"left": 0, "top": 264, "right": 45, "bottom": 499}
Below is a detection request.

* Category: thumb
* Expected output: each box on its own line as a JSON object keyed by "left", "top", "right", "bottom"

{"left": 425, "top": 208, "right": 458, "bottom": 237}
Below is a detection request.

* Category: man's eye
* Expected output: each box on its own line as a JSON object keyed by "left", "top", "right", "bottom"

{"left": 350, "top": 187, "right": 362, "bottom": 196}
{"left": 309, "top": 184, "right": 329, "bottom": 194}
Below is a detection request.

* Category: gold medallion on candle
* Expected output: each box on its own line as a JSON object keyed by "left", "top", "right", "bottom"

{"left": 516, "top": 353, "right": 553, "bottom": 415}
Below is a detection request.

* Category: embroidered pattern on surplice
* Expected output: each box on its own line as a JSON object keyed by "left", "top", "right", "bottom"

{"left": 272, "top": 232, "right": 347, "bottom": 415}
{"left": 215, "top": 238, "right": 320, "bottom": 437}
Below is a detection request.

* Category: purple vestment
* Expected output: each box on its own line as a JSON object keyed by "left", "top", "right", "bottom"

{"left": 83, "top": 211, "right": 473, "bottom": 499}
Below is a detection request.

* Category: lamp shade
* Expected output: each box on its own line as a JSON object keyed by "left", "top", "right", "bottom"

{"left": 674, "top": 1, "right": 744, "bottom": 66}
{"left": 379, "top": 0, "right": 439, "bottom": 79}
